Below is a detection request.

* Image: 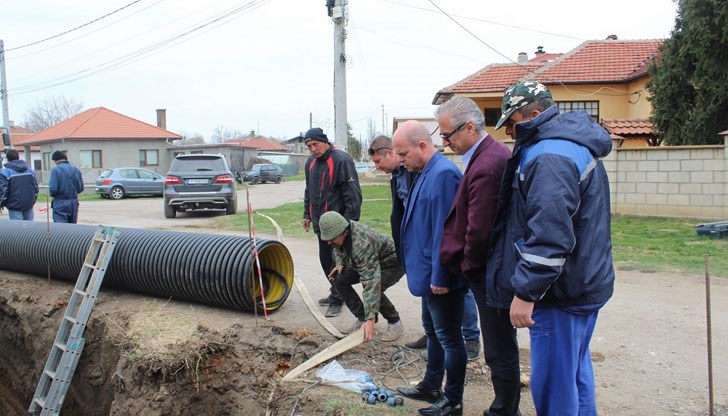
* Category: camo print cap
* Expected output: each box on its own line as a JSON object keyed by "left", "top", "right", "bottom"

{"left": 494, "top": 81, "right": 552, "bottom": 130}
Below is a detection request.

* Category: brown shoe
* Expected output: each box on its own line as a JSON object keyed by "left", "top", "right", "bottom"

{"left": 405, "top": 334, "right": 427, "bottom": 349}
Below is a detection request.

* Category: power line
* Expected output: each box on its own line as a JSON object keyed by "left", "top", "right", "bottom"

{"left": 7, "top": 0, "right": 147, "bottom": 52}
{"left": 380, "top": 0, "right": 584, "bottom": 42}
{"left": 10, "top": 0, "right": 272, "bottom": 95}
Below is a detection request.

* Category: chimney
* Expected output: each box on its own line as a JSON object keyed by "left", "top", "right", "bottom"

{"left": 517, "top": 52, "right": 528, "bottom": 64}
{"left": 156, "top": 109, "right": 167, "bottom": 130}
{"left": 535, "top": 46, "right": 545, "bottom": 56}
{"left": 250, "top": 130, "right": 255, "bottom": 137}
{"left": 606, "top": 34, "right": 618, "bottom": 40}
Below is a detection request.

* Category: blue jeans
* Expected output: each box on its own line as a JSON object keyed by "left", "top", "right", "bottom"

{"left": 8, "top": 209, "right": 34, "bottom": 221}
{"left": 462, "top": 289, "right": 480, "bottom": 342}
{"left": 421, "top": 287, "right": 467, "bottom": 403}
{"left": 530, "top": 307, "right": 599, "bottom": 416}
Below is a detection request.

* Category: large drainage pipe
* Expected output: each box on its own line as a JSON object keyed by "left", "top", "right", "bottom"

{"left": 0, "top": 220, "right": 294, "bottom": 313}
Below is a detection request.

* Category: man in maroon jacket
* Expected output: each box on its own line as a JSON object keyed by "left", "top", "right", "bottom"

{"left": 437, "top": 97, "right": 519, "bottom": 416}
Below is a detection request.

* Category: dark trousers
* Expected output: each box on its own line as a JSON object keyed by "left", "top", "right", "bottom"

{"left": 52, "top": 199, "right": 79, "bottom": 224}
{"left": 471, "top": 280, "right": 521, "bottom": 416}
{"left": 332, "top": 263, "right": 403, "bottom": 324}
{"left": 421, "top": 287, "right": 467, "bottom": 403}
{"left": 317, "top": 236, "right": 342, "bottom": 304}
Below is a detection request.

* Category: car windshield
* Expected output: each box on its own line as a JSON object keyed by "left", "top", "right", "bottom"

{"left": 99, "top": 169, "right": 113, "bottom": 178}
{"left": 250, "top": 164, "right": 263, "bottom": 172}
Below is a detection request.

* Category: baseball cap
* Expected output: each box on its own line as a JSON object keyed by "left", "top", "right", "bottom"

{"left": 494, "top": 81, "right": 552, "bottom": 130}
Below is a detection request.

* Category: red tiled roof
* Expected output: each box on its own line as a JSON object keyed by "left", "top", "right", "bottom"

{"left": 18, "top": 107, "right": 182, "bottom": 145}
{"left": 601, "top": 119, "right": 654, "bottom": 136}
{"left": 533, "top": 39, "right": 662, "bottom": 84}
{"left": 433, "top": 63, "right": 540, "bottom": 104}
{"left": 434, "top": 39, "right": 663, "bottom": 103}
{"left": 226, "top": 136, "right": 290, "bottom": 152}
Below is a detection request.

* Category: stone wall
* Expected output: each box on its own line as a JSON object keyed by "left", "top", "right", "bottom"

{"left": 603, "top": 135, "right": 727, "bottom": 219}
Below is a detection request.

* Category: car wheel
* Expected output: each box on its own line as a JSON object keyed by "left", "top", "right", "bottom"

{"left": 251, "top": 177, "right": 259, "bottom": 185}
{"left": 164, "top": 203, "right": 176, "bottom": 218}
{"left": 225, "top": 199, "right": 237, "bottom": 215}
{"left": 275, "top": 176, "right": 282, "bottom": 184}
{"left": 109, "top": 186, "right": 125, "bottom": 200}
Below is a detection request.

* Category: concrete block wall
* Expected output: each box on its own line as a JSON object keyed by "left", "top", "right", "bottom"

{"left": 603, "top": 135, "right": 727, "bottom": 219}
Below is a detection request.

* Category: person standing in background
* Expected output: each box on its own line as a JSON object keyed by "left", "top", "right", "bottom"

{"left": 0, "top": 149, "right": 39, "bottom": 221}
{"left": 49, "top": 150, "right": 84, "bottom": 224}
{"left": 301, "top": 127, "right": 363, "bottom": 318}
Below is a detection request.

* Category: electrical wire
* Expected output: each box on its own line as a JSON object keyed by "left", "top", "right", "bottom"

{"left": 9, "top": 0, "right": 166, "bottom": 62}
{"left": 378, "top": 0, "right": 584, "bottom": 41}
{"left": 7, "top": 0, "right": 147, "bottom": 52}
{"left": 425, "top": 0, "right": 640, "bottom": 98}
{"left": 9, "top": 0, "right": 272, "bottom": 95}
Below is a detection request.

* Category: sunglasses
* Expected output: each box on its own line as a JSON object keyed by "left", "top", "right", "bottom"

{"left": 367, "top": 147, "right": 391, "bottom": 156}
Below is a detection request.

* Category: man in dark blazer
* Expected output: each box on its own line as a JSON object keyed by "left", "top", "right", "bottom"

{"left": 437, "top": 97, "right": 518, "bottom": 416}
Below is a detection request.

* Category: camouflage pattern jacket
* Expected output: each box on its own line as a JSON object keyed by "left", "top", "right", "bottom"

{"left": 333, "top": 221, "right": 400, "bottom": 320}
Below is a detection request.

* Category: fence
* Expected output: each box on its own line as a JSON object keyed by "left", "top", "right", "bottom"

{"left": 603, "top": 135, "right": 727, "bottom": 219}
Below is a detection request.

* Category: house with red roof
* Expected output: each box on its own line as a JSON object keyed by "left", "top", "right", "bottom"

{"left": 432, "top": 37, "right": 662, "bottom": 147}
{"left": 225, "top": 135, "right": 291, "bottom": 152}
{"left": 17, "top": 107, "right": 185, "bottom": 184}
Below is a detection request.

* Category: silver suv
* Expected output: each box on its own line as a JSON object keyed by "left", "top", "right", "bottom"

{"left": 163, "top": 154, "right": 238, "bottom": 218}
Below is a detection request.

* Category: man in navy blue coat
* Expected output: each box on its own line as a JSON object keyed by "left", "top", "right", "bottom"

{"left": 49, "top": 150, "right": 84, "bottom": 223}
{"left": 0, "top": 149, "right": 39, "bottom": 220}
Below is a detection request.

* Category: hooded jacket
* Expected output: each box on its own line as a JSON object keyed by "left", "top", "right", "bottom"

{"left": 303, "top": 146, "right": 362, "bottom": 234}
{"left": 0, "top": 159, "right": 39, "bottom": 211}
{"left": 485, "top": 106, "right": 615, "bottom": 309}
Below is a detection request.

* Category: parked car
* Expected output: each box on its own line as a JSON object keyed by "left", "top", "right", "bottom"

{"left": 243, "top": 163, "right": 284, "bottom": 184}
{"left": 95, "top": 167, "right": 164, "bottom": 200}
{"left": 163, "top": 154, "right": 238, "bottom": 218}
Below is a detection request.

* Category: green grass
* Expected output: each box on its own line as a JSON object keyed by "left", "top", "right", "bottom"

{"left": 218, "top": 185, "right": 728, "bottom": 278}
{"left": 217, "top": 184, "right": 392, "bottom": 239}
{"left": 611, "top": 215, "right": 727, "bottom": 277}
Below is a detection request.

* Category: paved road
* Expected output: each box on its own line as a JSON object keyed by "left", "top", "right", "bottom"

{"left": 19, "top": 180, "right": 307, "bottom": 231}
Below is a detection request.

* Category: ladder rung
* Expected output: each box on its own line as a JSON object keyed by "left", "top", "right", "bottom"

{"left": 54, "top": 342, "right": 66, "bottom": 351}
{"left": 73, "top": 288, "right": 87, "bottom": 296}
{"left": 64, "top": 316, "right": 77, "bottom": 324}
{"left": 44, "top": 369, "right": 56, "bottom": 379}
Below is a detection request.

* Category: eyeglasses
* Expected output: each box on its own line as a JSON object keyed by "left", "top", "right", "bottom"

{"left": 439, "top": 122, "right": 466, "bottom": 141}
{"left": 367, "top": 147, "right": 391, "bottom": 156}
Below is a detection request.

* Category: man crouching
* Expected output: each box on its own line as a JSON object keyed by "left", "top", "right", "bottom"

{"left": 320, "top": 211, "right": 404, "bottom": 342}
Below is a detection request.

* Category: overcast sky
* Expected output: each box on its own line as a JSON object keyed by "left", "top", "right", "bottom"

{"left": 3, "top": 0, "right": 678, "bottom": 144}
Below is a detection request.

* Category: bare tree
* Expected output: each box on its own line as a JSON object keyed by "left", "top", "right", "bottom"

{"left": 23, "top": 95, "right": 84, "bottom": 132}
{"left": 210, "top": 125, "right": 243, "bottom": 143}
{"left": 176, "top": 131, "right": 206, "bottom": 145}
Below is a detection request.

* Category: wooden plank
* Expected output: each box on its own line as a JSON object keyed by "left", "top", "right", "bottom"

{"left": 282, "top": 328, "right": 364, "bottom": 381}
{"left": 293, "top": 274, "right": 345, "bottom": 339}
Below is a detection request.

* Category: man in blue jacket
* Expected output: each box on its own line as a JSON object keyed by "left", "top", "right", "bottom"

{"left": 49, "top": 150, "right": 84, "bottom": 223}
{"left": 487, "top": 81, "right": 615, "bottom": 415}
{"left": 0, "top": 149, "right": 39, "bottom": 220}
{"left": 393, "top": 120, "right": 466, "bottom": 416}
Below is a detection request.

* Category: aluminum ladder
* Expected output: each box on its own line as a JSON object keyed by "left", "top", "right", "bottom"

{"left": 28, "top": 226, "right": 119, "bottom": 416}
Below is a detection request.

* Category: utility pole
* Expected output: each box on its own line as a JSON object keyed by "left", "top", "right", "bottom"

{"left": 328, "top": 0, "right": 348, "bottom": 151}
{"left": 0, "top": 39, "right": 11, "bottom": 149}
{"left": 381, "top": 104, "right": 386, "bottom": 136}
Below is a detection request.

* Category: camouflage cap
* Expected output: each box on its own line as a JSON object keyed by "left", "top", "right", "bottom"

{"left": 494, "top": 81, "right": 552, "bottom": 130}
{"left": 319, "top": 211, "right": 350, "bottom": 241}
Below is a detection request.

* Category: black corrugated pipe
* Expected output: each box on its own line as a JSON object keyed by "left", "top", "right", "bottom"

{"left": 0, "top": 220, "right": 294, "bottom": 313}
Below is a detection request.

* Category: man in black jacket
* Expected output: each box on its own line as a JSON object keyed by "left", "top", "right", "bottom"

{"left": 301, "top": 127, "right": 362, "bottom": 317}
